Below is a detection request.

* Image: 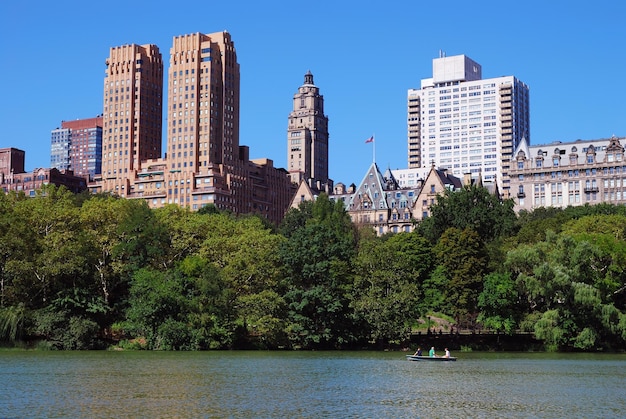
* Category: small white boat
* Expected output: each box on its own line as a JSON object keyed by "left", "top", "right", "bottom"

{"left": 406, "top": 355, "right": 457, "bottom": 361}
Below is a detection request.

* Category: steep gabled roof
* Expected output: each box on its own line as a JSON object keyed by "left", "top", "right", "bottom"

{"left": 349, "top": 162, "right": 389, "bottom": 210}
{"left": 434, "top": 167, "right": 463, "bottom": 190}
{"left": 513, "top": 136, "right": 530, "bottom": 160}
{"left": 288, "top": 179, "right": 317, "bottom": 209}
{"left": 382, "top": 166, "right": 400, "bottom": 190}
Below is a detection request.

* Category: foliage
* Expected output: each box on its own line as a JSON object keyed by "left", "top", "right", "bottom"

{"left": 477, "top": 272, "right": 519, "bottom": 334}
{"left": 280, "top": 195, "right": 359, "bottom": 349}
{"left": 417, "top": 184, "right": 517, "bottom": 244}
{"left": 352, "top": 232, "right": 432, "bottom": 344}
{"left": 1, "top": 183, "right": 626, "bottom": 351}
{"left": 432, "top": 227, "right": 487, "bottom": 324}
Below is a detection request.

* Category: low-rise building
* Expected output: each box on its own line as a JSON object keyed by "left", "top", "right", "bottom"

{"left": 509, "top": 135, "right": 626, "bottom": 212}
{"left": 1, "top": 148, "right": 87, "bottom": 195}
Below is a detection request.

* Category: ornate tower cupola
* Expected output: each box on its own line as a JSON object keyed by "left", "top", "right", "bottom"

{"left": 287, "top": 71, "right": 330, "bottom": 188}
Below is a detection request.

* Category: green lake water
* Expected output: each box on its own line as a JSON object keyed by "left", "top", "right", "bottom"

{"left": 1, "top": 350, "right": 625, "bottom": 418}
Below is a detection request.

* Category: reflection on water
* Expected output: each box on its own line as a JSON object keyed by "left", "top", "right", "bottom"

{"left": 1, "top": 351, "right": 625, "bottom": 418}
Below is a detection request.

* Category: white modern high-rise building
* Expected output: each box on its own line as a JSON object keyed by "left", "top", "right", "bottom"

{"left": 407, "top": 54, "right": 530, "bottom": 197}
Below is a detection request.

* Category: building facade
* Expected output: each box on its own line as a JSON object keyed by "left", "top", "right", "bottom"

{"left": 50, "top": 127, "right": 71, "bottom": 174}
{"left": 509, "top": 135, "right": 626, "bottom": 212}
{"left": 290, "top": 158, "right": 482, "bottom": 236}
{"left": 1, "top": 147, "right": 87, "bottom": 195}
{"left": 51, "top": 116, "right": 103, "bottom": 179}
{"left": 287, "top": 71, "right": 330, "bottom": 189}
{"left": 89, "top": 31, "right": 294, "bottom": 225}
{"left": 100, "top": 43, "right": 164, "bottom": 196}
{"left": 408, "top": 54, "right": 530, "bottom": 198}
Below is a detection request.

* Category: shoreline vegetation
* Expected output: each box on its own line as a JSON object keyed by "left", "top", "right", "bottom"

{"left": 1, "top": 184, "right": 626, "bottom": 352}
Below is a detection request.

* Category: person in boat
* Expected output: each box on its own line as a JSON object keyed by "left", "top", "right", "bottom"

{"left": 413, "top": 347, "right": 423, "bottom": 356}
{"left": 443, "top": 348, "right": 451, "bottom": 358}
{"left": 429, "top": 347, "right": 436, "bottom": 357}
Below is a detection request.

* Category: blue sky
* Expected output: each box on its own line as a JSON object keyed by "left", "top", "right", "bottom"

{"left": 1, "top": 1, "right": 624, "bottom": 186}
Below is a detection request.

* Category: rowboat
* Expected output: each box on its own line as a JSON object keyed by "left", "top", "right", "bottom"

{"left": 406, "top": 355, "right": 457, "bottom": 361}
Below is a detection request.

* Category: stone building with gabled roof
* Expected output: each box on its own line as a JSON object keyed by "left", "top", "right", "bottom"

{"left": 413, "top": 164, "right": 464, "bottom": 221}
{"left": 332, "top": 162, "right": 421, "bottom": 235}
{"left": 289, "top": 161, "right": 479, "bottom": 236}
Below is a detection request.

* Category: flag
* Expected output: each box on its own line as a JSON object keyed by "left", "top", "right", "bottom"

{"left": 365, "top": 136, "right": 374, "bottom": 143}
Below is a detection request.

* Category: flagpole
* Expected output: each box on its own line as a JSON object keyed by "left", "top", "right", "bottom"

{"left": 373, "top": 133, "right": 376, "bottom": 164}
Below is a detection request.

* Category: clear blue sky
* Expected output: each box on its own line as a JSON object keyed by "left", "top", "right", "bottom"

{"left": 1, "top": 1, "right": 624, "bottom": 186}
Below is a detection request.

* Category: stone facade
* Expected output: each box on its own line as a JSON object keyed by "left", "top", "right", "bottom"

{"left": 509, "top": 136, "right": 626, "bottom": 212}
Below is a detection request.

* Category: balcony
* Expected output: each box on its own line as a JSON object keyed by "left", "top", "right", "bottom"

{"left": 584, "top": 186, "right": 599, "bottom": 193}
{"left": 517, "top": 192, "right": 526, "bottom": 198}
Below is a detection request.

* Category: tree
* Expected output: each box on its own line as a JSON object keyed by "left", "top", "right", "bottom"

{"left": 505, "top": 230, "right": 626, "bottom": 350}
{"left": 279, "top": 195, "right": 358, "bottom": 349}
{"left": 198, "top": 214, "right": 287, "bottom": 346}
{"left": 417, "top": 184, "right": 517, "bottom": 244}
{"left": 477, "top": 272, "right": 520, "bottom": 334}
{"left": 5, "top": 185, "right": 89, "bottom": 308}
{"left": 352, "top": 232, "right": 433, "bottom": 344}
{"left": 432, "top": 227, "right": 487, "bottom": 326}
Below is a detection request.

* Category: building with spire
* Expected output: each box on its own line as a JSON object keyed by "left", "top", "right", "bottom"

{"left": 407, "top": 54, "right": 530, "bottom": 198}
{"left": 287, "top": 71, "right": 331, "bottom": 191}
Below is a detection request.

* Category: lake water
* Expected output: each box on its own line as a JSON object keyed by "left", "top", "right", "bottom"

{"left": 1, "top": 350, "right": 625, "bottom": 418}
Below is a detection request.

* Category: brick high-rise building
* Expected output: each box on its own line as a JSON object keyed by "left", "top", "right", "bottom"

{"left": 101, "top": 43, "right": 163, "bottom": 196}
{"left": 407, "top": 54, "right": 530, "bottom": 197}
{"left": 164, "top": 31, "right": 242, "bottom": 210}
{"left": 90, "top": 31, "right": 294, "bottom": 224}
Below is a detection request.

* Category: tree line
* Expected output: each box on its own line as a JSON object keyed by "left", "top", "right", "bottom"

{"left": 1, "top": 184, "right": 625, "bottom": 351}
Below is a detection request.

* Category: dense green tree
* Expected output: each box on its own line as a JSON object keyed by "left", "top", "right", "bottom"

{"left": 5, "top": 185, "right": 88, "bottom": 308}
{"left": 352, "top": 232, "right": 433, "bottom": 344}
{"left": 176, "top": 256, "right": 235, "bottom": 349}
{"left": 154, "top": 205, "right": 214, "bottom": 267}
{"left": 432, "top": 227, "right": 487, "bottom": 326}
{"left": 506, "top": 230, "right": 626, "bottom": 350}
{"left": 122, "top": 268, "right": 189, "bottom": 350}
{"left": 477, "top": 272, "right": 520, "bottom": 334}
{"left": 79, "top": 197, "right": 132, "bottom": 306}
{"left": 113, "top": 199, "right": 169, "bottom": 274}
{"left": 279, "top": 200, "right": 314, "bottom": 238}
{"left": 280, "top": 195, "right": 358, "bottom": 349}
{"left": 198, "top": 214, "right": 286, "bottom": 346}
{"left": 417, "top": 184, "right": 517, "bottom": 244}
